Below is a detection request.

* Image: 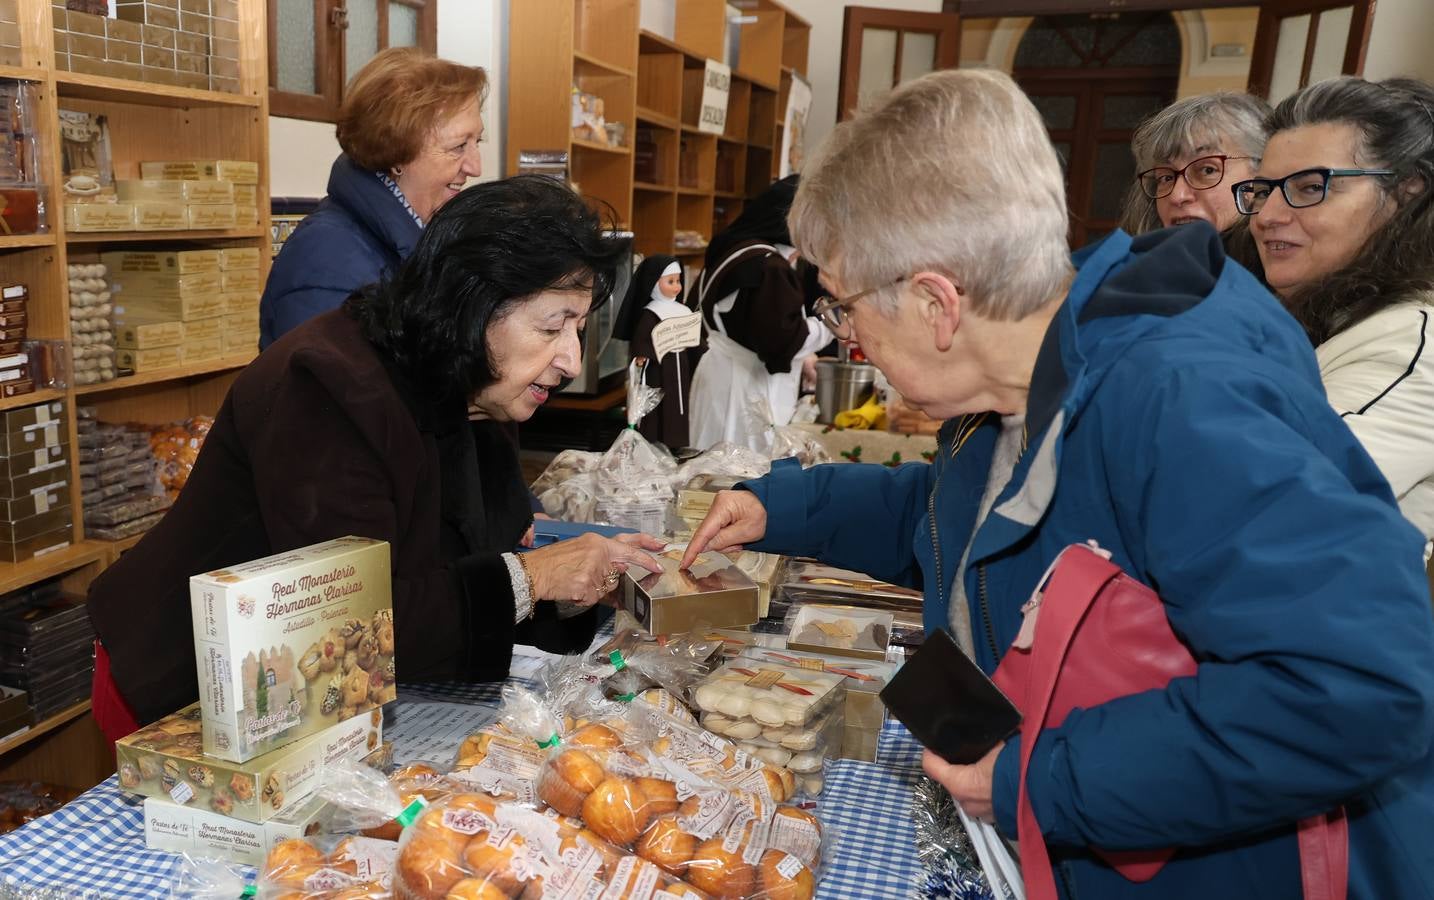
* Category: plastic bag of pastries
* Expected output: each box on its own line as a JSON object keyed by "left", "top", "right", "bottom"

{"left": 312, "top": 758, "right": 462, "bottom": 843}
{"left": 589, "top": 614, "right": 725, "bottom": 708}
{"left": 259, "top": 834, "right": 398, "bottom": 898}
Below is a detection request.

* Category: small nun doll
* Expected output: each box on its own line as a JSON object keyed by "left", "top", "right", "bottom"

{"left": 614, "top": 256, "right": 707, "bottom": 449}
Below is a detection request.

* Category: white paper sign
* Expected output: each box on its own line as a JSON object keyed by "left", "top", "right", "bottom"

{"left": 699, "top": 59, "right": 732, "bottom": 135}
{"left": 650, "top": 312, "right": 703, "bottom": 362}
{"left": 780, "top": 72, "right": 813, "bottom": 178}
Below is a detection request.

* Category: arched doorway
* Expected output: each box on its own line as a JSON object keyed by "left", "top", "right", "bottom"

{"left": 1015, "top": 13, "right": 1181, "bottom": 247}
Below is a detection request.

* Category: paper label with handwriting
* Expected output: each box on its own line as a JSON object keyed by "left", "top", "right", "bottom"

{"left": 650, "top": 313, "right": 703, "bottom": 363}
{"left": 441, "top": 807, "right": 496, "bottom": 835}
{"left": 769, "top": 814, "right": 822, "bottom": 867}
{"left": 679, "top": 789, "right": 736, "bottom": 840}
{"left": 168, "top": 781, "right": 194, "bottom": 805}
{"left": 776, "top": 852, "right": 805, "bottom": 880}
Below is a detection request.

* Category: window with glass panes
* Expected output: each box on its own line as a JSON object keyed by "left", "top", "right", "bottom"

{"left": 268, "top": 0, "right": 438, "bottom": 122}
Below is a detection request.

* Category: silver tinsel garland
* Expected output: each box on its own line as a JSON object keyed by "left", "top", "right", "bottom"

{"left": 912, "top": 776, "right": 1012, "bottom": 900}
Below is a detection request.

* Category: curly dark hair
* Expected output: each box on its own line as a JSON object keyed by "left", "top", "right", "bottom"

{"left": 1265, "top": 77, "right": 1434, "bottom": 345}
{"left": 346, "top": 175, "right": 629, "bottom": 399}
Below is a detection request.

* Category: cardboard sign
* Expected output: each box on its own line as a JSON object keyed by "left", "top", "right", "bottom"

{"left": 650, "top": 312, "right": 703, "bottom": 362}
{"left": 699, "top": 59, "right": 732, "bottom": 135}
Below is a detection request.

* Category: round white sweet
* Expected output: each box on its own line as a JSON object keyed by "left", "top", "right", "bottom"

{"left": 716, "top": 691, "right": 753, "bottom": 719}
{"left": 725, "top": 720, "right": 762, "bottom": 740}
{"left": 749, "top": 698, "right": 787, "bottom": 727}
{"left": 788, "top": 751, "right": 824, "bottom": 773}
{"left": 781, "top": 702, "right": 810, "bottom": 726}
{"left": 694, "top": 683, "right": 726, "bottom": 713}
{"left": 753, "top": 746, "right": 792, "bottom": 767}
{"left": 801, "top": 774, "right": 824, "bottom": 795}
{"left": 780, "top": 731, "right": 819, "bottom": 751}
{"left": 762, "top": 727, "right": 790, "bottom": 743}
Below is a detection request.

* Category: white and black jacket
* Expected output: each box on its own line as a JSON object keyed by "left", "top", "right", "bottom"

{"left": 1317, "top": 295, "right": 1434, "bottom": 540}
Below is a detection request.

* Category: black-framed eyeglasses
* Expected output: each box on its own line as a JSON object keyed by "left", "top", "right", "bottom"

{"left": 811, "top": 277, "right": 906, "bottom": 338}
{"left": 1136, "top": 155, "right": 1249, "bottom": 200}
{"left": 1231, "top": 167, "right": 1394, "bottom": 215}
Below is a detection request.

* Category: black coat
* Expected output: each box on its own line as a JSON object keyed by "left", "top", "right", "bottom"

{"left": 88, "top": 308, "right": 596, "bottom": 726}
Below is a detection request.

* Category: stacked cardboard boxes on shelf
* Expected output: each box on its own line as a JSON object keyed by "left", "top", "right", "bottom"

{"left": 53, "top": 0, "right": 242, "bottom": 94}
{"left": 108, "top": 248, "right": 235, "bottom": 369}
{"left": 0, "top": 399, "right": 73, "bottom": 563}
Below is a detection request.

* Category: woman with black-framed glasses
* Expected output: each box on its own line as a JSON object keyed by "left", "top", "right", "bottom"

{"left": 1236, "top": 75, "right": 1434, "bottom": 543}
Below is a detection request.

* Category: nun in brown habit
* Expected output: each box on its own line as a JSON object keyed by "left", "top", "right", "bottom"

{"left": 614, "top": 254, "right": 707, "bottom": 449}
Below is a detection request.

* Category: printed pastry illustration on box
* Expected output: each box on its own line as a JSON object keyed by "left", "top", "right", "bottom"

{"left": 189, "top": 536, "right": 394, "bottom": 763}
{"left": 115, "top": 703, "right": 382, "bottom": 824}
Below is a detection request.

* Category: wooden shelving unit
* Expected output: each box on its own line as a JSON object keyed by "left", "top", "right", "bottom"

{"left": 0, "top": 0, "right": 271, "bottom": 791}
{"left": 508, "top": 0, "right": 809, "bottom": 263}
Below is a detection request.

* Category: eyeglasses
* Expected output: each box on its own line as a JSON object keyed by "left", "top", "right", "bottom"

{"left": 1136, "top": 155, "right": 1249, "bottom": 200}
{"left": 811, "top": 277, "right": 906, "bottom": 339}
{"left": 1231, "top": 167, "right": 1394, "bottom": 215}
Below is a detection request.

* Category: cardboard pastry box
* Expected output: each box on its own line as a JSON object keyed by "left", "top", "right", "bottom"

{"left": 621, "top": 547, "right": 759, "bottom": 634}
{"left": 190, "top": 536, "right": 394, "bottom": 762}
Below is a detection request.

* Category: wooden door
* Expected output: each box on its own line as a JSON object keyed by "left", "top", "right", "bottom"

{"left": 837, "top": 8, "right": 961, "bottom": 121}
{"left": 1248, "top": 0, "right": 1377, "bottom": 103}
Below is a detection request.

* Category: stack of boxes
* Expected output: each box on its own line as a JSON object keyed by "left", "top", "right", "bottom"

{"left": 115, "top": 537, "right": 396, "bottom": 866}
{"left": 0, "top": 399, "right": 72, "bottom": 563}
{"left": 109, "top": 249, "right": 222, "bottom": 370}
{"left": 67, "top": 152, "right": 260, "bottom": 233}
{"left": 52, "top": 0, "right": 242, "bottom": 94}
{"left": 0, "top": 579, "right": 95, "bottom": 726}
{"left": 218, "top": 245, "right": 260, "bottom": 353}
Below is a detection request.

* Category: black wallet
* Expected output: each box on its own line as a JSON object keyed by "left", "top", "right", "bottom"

{"left": 880, "top": 628, "right": 1022, "bottom": 764}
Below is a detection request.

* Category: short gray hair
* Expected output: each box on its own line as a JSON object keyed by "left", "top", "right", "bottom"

{"left": 789, "top": 69, "right": 1073, "bottom": 321}
{"left": 1118, "top": 92, "right": 1272, "bottom": 235}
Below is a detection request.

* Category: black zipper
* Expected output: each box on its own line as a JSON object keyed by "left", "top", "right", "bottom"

{"left": 1059, "top": 861, "right": 1079, "bottom": 900}
{"left": 977, "top": 563, "right": 1000, "bottom": 663}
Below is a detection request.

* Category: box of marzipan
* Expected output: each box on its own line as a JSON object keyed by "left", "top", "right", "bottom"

{"left": 117, "top": 703, "right": 382, "bottom": 824}
{"left": 190, "top": 536, "right": 395, "bottom": 762}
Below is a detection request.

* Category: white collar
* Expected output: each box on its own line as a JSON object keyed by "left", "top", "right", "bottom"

{"left": 645, "top": 297, "right": 695, "bottom": 321}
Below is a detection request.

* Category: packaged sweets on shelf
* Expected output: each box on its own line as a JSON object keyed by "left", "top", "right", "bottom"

{"left": 115, "top": 703, "right": 383, "bottom": 824}
{"left": 785, "top": 604, "right": 892, "bottom": 661}
{"left": 189, "top": 536, "right": 395, "bottom": 762}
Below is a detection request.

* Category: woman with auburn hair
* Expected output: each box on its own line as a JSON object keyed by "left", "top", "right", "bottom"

{"left": 260, "top": 47, "right": 488, "bottom": 348}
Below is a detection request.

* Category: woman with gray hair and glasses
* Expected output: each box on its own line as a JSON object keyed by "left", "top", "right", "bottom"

{"left": 1233, "top": 76, "right": 1434, "bottom": 542}
{"left": 683, "top": 67, "right": 1434, "bottom": 898}
{"left": 1119, "top": 91, "right": 1270, "bottom": 236}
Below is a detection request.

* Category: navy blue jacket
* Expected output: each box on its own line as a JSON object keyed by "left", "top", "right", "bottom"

{"left": 259, "top": 154, "right": 420, "bottom": 348}
{"left": 747, "top": 225, "right": 1434, "bottom": 898}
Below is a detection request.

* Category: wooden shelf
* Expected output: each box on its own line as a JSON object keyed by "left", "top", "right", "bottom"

{"left": 55, "top": 71, "right": 262, "bottom": 109}
{"left": 675, "top": 246, "right": 709, "bottom": 256}
{"left": 715, "top": 190, "right": 743, "bottom": 199}
{"left": 0, "top": 64, "right": 38, "bottom": 83}
{"left": 639, "top": 29, "right": 700, "bottom": 59}
{"left": 88, "top": 534, "right": 145, "bottom": 557}
{"left": 680, "top": 124, "right": 717, "bottom": 137}
{"left": 635, "top": 182, "right": 675, "bottom": 193}
{"left": 0, "top": 387, "right": 66, "bottom": 413}
{"left": 636, "top": 107, "right": 679, "bottom": 129}
{"left": 74, "top": 353, "right": 256, "bottom": 396}
{"left": 572, "top": 138, "right": 632, "bottom": 156}
{"left": 0, "top": 544, "right": 108, "bottom": 599}
{"left": 677, "top": 186, "right": 712, "bottom": 196}
{"left": 573, "top": 51, "right": 635, "bottom": 79}
{"left": 718, "top": 135, "right": 745, "bottom": 147}
{"left": 748, "top": 139, "right": 774, "bottom": 151}
{"left": 65, "top": 227, "right": 267, "bottom": 244}
{"left": 546, "top": 384, "right": 625, "bottom": 412}
{"left": 0, "top": 233, "right": 56, "bottom": 250}
{"left": 0, "top": 701, "right": 93, "bottom": 759}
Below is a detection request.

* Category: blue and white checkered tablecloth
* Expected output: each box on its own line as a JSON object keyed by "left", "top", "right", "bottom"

{"left": 0, "top": 669, "right": 928, "bottom": 899}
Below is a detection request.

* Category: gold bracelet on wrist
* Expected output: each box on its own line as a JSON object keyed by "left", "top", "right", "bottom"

{"left": 516, "top": 552, "right": 538, "bottom": 609}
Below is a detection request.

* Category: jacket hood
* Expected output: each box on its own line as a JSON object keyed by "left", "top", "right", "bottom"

{"left": 325, "top": 153, "right": 422, "bottom": 261}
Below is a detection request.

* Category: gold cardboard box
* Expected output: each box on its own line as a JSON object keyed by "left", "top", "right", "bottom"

{"left": 221, "top": 291, "right": 259, "bottom": 316}
{"left": 222, "top": 328, "right": 259, "bottom": 356}
{"left": 65, "top": 203, "right": 135, "bottom": 232}
{"left": 218, "top": 247, "right": 260, "bottom": 270}
{"left": 116, "top": 179, "right": 235, "bottom": 205}
{"left": 190, "top": 536, "right": 394, "bottom": 762}
{"left": 186, "top": 204, "right": 237, "bottom": 230}
{"left": 117, "top": 703, "right": 383, "bottom": 824}
{"left": 117, "top": 345, "right": 183, "bottom": 371}
{"left": 620, "top": 548, "right": 760, "bottom": 634}
{"left": 223, "top": 309, "right": 259, "bottom": 332}
{"left": 183, "top": 335, "right": 222, "bottom": 362}
{"left": 182, "top": 317, "right": 223, "bottom": 343}
{"left": 116, "top": 319, "right": 184, "bottom": 350}
{"left": 112, "top": 269, "right": 221, "bottom": 300}
{"left": 103, "top": 249, "right": 221, "bottom": 276}
{"left": 219, "top": 268, "right": 259, "bottom": 293}
{"left": 119, "top": 293, "right": 225, "bottom": 322}
{"left": 141, "top": 159, "right": 259, "bottom": 184}
{"left": 231, "top": 185, "right": 257, "bottom": 207}
{"left": 132, "top": 202, "right": 188, "bottom": 231}
{"left": 235, "top": 205, "right": 259, "bottom": 226}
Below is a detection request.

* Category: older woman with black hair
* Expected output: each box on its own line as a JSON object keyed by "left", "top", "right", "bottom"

{"left": 1234, "top": 76, "right": 1434, "bottom": 542}
{"left": 87, "top": 176, "right": 663, "bottom": 741}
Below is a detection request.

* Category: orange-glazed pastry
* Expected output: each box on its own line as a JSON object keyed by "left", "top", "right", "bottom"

{"left": 392, "top": 764, "right": 452, "bottom": 802}
{"left": 264, "top": 838, "right": 326, "bottom": 885}
{"left": 408, "top": 805, "right": 479, "bottom": 853}
{"left": 634, "top": 777, "right": 679, "bottom": 815}
{"left": 462, "top": 831, "right": 531, "bottom": 896}
{"left": 776, "top": 767, "right": 797, "bottom": 800}
{"left": 582, "top": 777, "right": 653, "bottom": 847}
{"left": 686, "top": 838, "right": 756, "bottom": 899}
{"left": 601, "top": 855, "right": 667, "bottom": 900}
{"left": 768, "top": 806, "right": 823, "bottom": 867}
{"left": 758, "top": 766, "right": 789, "bottom": 803}
{"left": 570, "top": 723, "right": 622, "bottom": 749}
{"left": 397, "top": 832, "right": 467, "bottom": 900}
{"left": 757, "top": 849, "right": 816, "bottom": 900}
{"left": 445, "top": 878, "right": 509, "bottom": 900}
{"left": 634, "top": 814, "right": 695, "bottom": 876}
{"left": 539, "top": 749, "right": 606, "bottom": 817}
